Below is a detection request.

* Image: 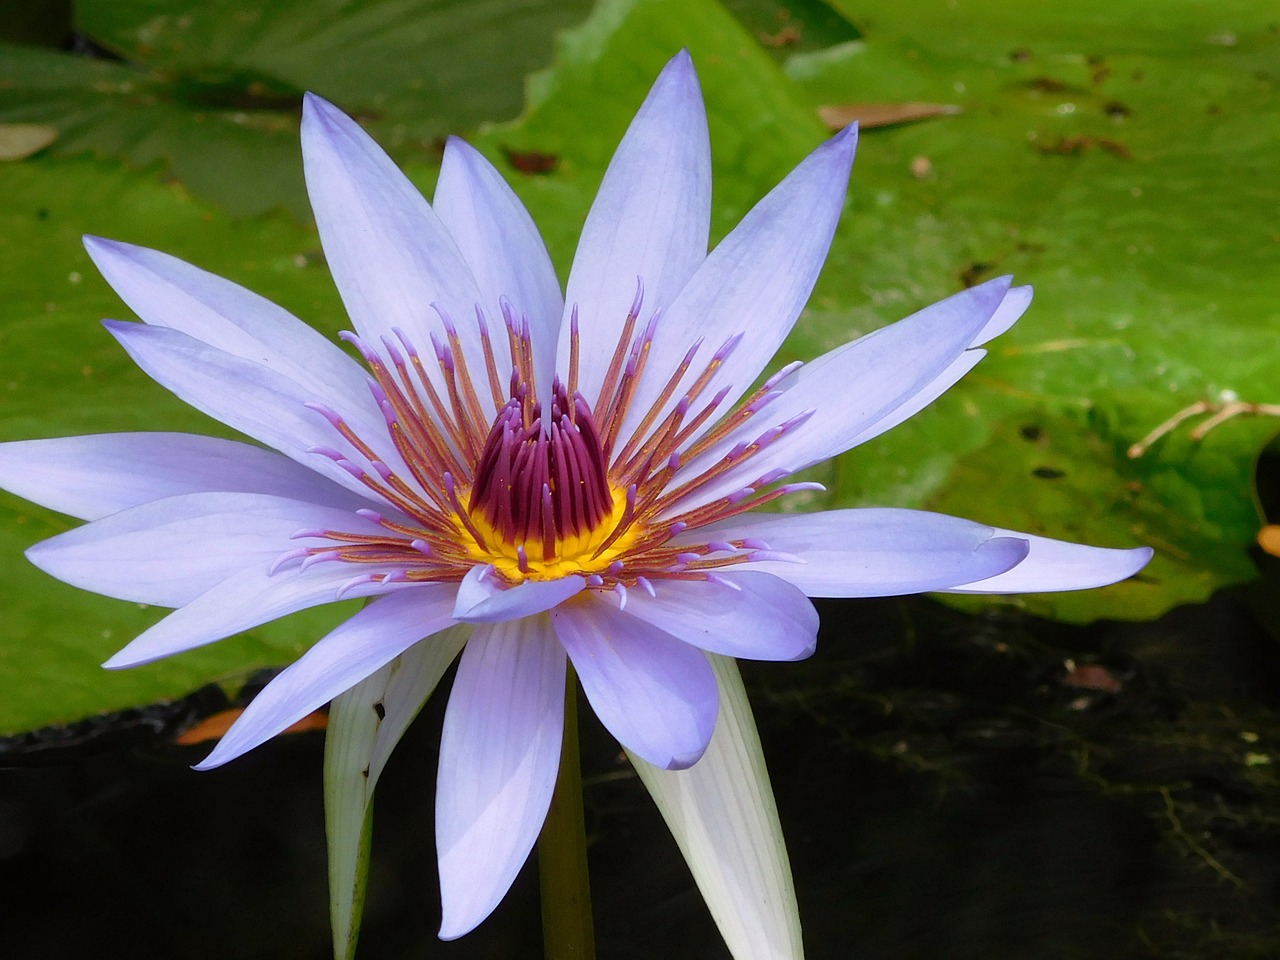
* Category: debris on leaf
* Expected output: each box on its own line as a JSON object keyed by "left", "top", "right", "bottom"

{"left": 758, "top": 25, "right": 801, "bottom": 48}
{"left": 174, "top": 706, "right": 328, "bottom": 745}
{"left": 1036, "top": 135, "right": 1132, "bottom": 160}
{"left": 1062, "top": 660, "right": 1125, "bottom": 694}
{"left": 501, "top": 146, "right": 559, "bottom": 174}
{"left": 0, "top": 123, "right": 58, "bottom": 161}
{"left": 817, "top": 102, "right": 961, "bottom": 131}
{"left": 1128, "top": 398, "right": 1280, "bottom": 458}
{"left": 959, "top": 260, "right": 995, "bottom": 287}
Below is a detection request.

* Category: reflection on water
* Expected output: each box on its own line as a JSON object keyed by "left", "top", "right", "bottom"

{"left": 1, "top": 586, "right": 1278, "bottom": 959}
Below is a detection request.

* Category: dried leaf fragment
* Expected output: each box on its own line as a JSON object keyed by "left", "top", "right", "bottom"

{"left": 0, "top": 123, "right": 58, "bottom": 161}
{"left": 817, "top": 102, "right": 961, "bottom": 130}
{"left": 501, "top": 146, "right": 559, "bottom": 174}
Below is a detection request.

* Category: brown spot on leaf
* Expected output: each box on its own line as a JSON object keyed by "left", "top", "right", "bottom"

{"left": 1027, "top": 76, "right": 1070, "bottom": 93}
{"left": 502, "top": 146, "right": 559, "bottom": 175}
{"left": 959, "top": 261, "right": 994, "bottom": 287}
{"left": 758, "top": 26, "right": 801, "bottom": 48}
{"left": 1036, "top": 135, "right": 1131, "bottom": 160}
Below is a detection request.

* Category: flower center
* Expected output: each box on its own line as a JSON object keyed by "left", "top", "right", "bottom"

{"left": 462, "top": 381, "right": 639, "bottom": 581}
{"left": 280, "top": 286, "right": 819, "bottom": 599}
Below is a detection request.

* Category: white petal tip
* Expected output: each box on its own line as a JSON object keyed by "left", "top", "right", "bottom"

{"left": 1128, "top": 546, "right": 1156, "bottom": 573}
{"left": 82, "top": 234, "right": 116, "bottom": 256}
{"left": 788, "top": 641, "right": 819, "bottom": 663}
{"left": 1052, "top": 544, "right": 1154, "bottom": 590}
{"left": 663, "top": 746, "right": 709, "bottom": 771}
{"left": 827, "top": 122, "right": 860, "bottom": 156}
{"left": 950, "top": 540, "right": 1155, "bottom": 594}
{"left": 437, "top": 901, "right": 490, "bottom": 941}
{"left": 666, "top": 48, "right": 696, "bottom": 76}
{"left": 647, "top": 49, "right": 703, "bottom": 114}
{"left": 441, "top": 133, "right": 471, "bottom": 155}
{"left": 193, "top": 735, "right": 254, "bottom": 771}
{"left": 101, "top": 651, "right": 142, "bottom": 670}
{"left": 301, "top": 91, "right": 345, "bottom": 131}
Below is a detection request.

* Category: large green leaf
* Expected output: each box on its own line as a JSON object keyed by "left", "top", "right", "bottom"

{"left": 0, "top": 0, "right": 594, "bottom": 218}
{"left": 0, "top": 155, "right": 365, "bottom": 735}
{"left": 0, "top": 0, "right": 1274, "bottom": 736}
{"left": 474, "top": 0, "right": 1279, "bottom": 622}
{"left": 781, "top": 0, "right": 1280, "bottom": 621}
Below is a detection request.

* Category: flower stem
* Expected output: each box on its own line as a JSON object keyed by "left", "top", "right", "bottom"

{"left": 538, "top": 664, "right": 596, "bottom": 960}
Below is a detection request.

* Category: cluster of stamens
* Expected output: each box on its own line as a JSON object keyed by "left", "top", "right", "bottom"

{"left": 274, "top": 283, "right": 818, "bottom": 600}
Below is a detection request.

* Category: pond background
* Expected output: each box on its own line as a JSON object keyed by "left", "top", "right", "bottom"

{"left": 1, "top": 1, "right": 1279, "bottom": 957}
{"left": 5, "top": 580, "right": 1280, "bottom": 958}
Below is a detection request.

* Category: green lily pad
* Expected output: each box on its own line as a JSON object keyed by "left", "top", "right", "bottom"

{"left": 0, "top": 0, "right": 595, "bottom": 218}
{"left": 781, "top": 0, "right": 1280, "bottom": 621}
{"left": 0, "top": 122, "right": 58, "bottom": 160}
{"left": 476, "top": 0, "right": 1280, "bottom": 623}
{"left": 0, "top": 155, "right": 357, "bottom": 736}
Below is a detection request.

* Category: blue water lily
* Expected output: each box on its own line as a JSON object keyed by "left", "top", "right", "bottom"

{"left": 0, "top": 51, "right": 1150, "bottom": 955}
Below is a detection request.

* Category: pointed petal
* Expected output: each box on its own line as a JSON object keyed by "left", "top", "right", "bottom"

{"left": 975, "top": 283, "right": 1033, "bottom": 345}
{"left": 560, "top": 50, "right": 711, "bottom": 403}
{"left": 631, "top": 655, "right": 802, "bottom": 960}
{"left": 452, "top": 565, "right": 584, "bottom": 623}
{"left": 435, "top": 137, "right": 563, "bottom": 392}
{"left": 552, "top": 596, "right": 717, "bottom": 770}
{"left": 703, "top": 509, "right": 1033, "bottom": 597}
{"left": 668, "top": 277, "right": 1012, "bottom": 512}
{"left": 837, "top": 283, "right": 1033, "bottom": 450}
{"left": 619, "top": 125, "right": 858, "bottom": 446}
{"left": 945, "top": 531, "right": 1153, "bottom": 593}
{"left": 325, "top": 624, "right": 471, "bottom": 960}
{"left": 104, "top": 321, "right": 401, "bottom": 500}
{"left": 26, "top": 492, "right": 384, "bottom": 606}
{"left": 437, "top": 617, "right": 565, "bottom": 939}
{"left": 838, "top": 347, "right": 985, "bottom": 451}
{"left": 301, "top": 94, "right": 505, "bottom": 409}
{"left": 103, "top": 561, "right": 396, "bottom": 668}
{"left": 196, "top": 584, "right": 458, "bottom": 769}
{"left": 0, "top": 433, "right": 366, "bottom": 521}
{"left": 623, "top": 572, "right": 817, "bottom": 661}
{"left": 83, "top": 237, "right": 372, "bottom": 411}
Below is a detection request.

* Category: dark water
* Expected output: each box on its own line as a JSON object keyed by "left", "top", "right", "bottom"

{"left": 2, "top": 579, "right": 1279, "bottom": 959}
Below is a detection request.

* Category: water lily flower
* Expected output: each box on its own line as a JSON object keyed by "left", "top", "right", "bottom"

{"left": 0, "top": 51, "right": 1150, "bottom": 956}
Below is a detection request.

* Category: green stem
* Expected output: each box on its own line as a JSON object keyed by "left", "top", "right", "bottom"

{"left": 537, "top": 665, "right": 596, "bottom": 960}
